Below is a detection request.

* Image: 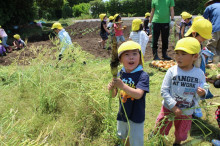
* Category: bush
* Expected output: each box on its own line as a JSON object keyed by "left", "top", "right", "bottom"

{"left": 62, "top": 1, "right": 73, "bottom": 18}
{"left": 72, "top": 3, "right": 91, "bottom": 17}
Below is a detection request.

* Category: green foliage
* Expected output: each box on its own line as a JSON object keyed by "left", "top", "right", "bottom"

{"left": 72, "top": 3, "right": 91, "bottom": 17}
{"left": 0, "top": 0, "right": 35, "bottom": 26}
{"left": 62, "top": 1, "right": 73, "bottom": 18}
{"left": 90, "top": 0, "right": 106, "bottom": 18}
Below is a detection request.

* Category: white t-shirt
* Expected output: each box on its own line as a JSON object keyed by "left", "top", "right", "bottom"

{"left": 129, "top": 31, "right": 149, "bottom": 56}
{"left": 161, "top": 65, "right": 207, "bottom": 115}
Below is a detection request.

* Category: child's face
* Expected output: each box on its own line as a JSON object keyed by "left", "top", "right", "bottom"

{"left": 195, "top": 35, "right": 206, "bottom": 43}
{"left": 184, "top": 18, "right": 191, "bottom": 23}
{"left": 120, "top": 49, "right": 141, "bottom": 73}
{"left": 174, "top": 50, "right": 198, "bottom": 70}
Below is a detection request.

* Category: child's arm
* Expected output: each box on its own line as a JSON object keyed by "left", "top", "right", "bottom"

{"left": 161, "top": 69, "right": 182, "bottom": 116}
{"left": 112, "top": 78, "right": 144, "bottom": 99}
{"left": 181, "top": 24, "right": 185, "bottom": 38}
{"left": 103, "top": 23, "right": 110, "bottom": 34}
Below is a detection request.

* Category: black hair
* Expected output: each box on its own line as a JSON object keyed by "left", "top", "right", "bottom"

{"left": 115, "top": 15, "right": 121, "bottom": 22}
{"left": 109, "top": 20, "right": 113, "bottom": 23}
{"left": 188, "top": 32, "right": 200, "bottom": 37}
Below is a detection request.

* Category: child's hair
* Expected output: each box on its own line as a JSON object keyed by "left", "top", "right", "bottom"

{"left": 139, "top": 24, "right": 143, "bottom": 31}
{"left": 115, "top": 15, "right": 121, "bottom": 22}
{"left": 109, "top": 20, "right": 113, "bottom": 23}
{"left": 188, "top": 32, "right": 201, "bottom": 37}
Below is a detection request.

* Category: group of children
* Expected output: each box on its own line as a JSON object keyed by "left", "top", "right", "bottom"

{"left": 98, "top": 13, "right": 151, "bottom": 54}
{"left": 0, "top": 25, "right": 25, "bottom": 57}
{"left": 105, "top": 14, "right": 220, "bottom": 146}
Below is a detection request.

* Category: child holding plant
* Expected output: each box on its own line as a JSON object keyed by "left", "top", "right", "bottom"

{"left": 13, "top": 34, "right": 25, "bottom": 50}
{"left": 51, "top": 22, "right": 73, "bottom": 60}
{"left": 108, "top": 41, "right": 149, "bottom": 146}
{"left": 155, "top": 37, "right": 207, "bottom": 145}
{"left": 129, "top": 18, "right": 149, "bottom": 56}
{"left": 99, "top": 14, "right": 110, "bottom": 49}
{"left": 113, "top": 14, "right": 126, "bottom": 44}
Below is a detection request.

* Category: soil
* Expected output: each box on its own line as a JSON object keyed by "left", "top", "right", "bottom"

{"left": 0, "top": 20, "right": 178, "bottom": 66}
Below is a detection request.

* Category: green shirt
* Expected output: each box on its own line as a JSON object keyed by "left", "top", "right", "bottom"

{"left": 152, "top": 0, "right": 175, "bottom": 23}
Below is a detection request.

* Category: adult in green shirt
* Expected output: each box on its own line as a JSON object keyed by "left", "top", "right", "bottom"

{"left": 149, "top": 0, "right": 175, "bottom": 60}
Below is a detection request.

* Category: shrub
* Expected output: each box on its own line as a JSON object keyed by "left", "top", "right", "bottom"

{"left": 72, "top": 3, "right": 91, "bottom": 17}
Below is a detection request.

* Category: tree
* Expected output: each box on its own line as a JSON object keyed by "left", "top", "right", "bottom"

{"left": 0, "top": 0, "right": 35, "bottom": 26}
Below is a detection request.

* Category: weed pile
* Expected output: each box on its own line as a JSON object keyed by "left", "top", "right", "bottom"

{"left": 0, "top": 42, "right": 118, "bottom": 145}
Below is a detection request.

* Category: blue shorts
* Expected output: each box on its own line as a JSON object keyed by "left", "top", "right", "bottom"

{"left": 117, "top": 120, "right": 144, "bottom": 146}
{"left": 116, "top": 35, "right": 125, "bottom": 43}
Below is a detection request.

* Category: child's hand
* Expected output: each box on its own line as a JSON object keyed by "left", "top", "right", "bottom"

{"left": 197, "top": 87, "right": 206, "bottom": 97}
{"left": 108, "top": 81, "right": 114, "bottom": 91}
{"left": 112, "top": 78, "right": 124, "bottom": 89}
{"left": 171, "top": 106, "right": 182, "bottom": 117}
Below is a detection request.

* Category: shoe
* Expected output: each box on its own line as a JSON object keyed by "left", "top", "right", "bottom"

{"left": 163, "top": 54, "right": 172, "bottom": 60}
{"left": 212, "top": 139, "right": 220, "bottom": 146}
{"left": 152, "top": 49, "right": 161, "bottom": 60}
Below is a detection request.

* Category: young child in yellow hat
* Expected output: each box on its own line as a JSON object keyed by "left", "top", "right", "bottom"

{"left": 13, "top": 34, "right": 25, "bottom": 50}
{"left": 108, "top": 41, "right": 149, "bottom": 146}
{"left": 99, "top": 14, "right": 110, "bottom": 50}
{"left": 51, "top": 22, "right": 73, "bottom": 60}
{"left": 179, "top": 12, "right": 192, "bottom": 39}
{"left": 154, "top": 37, "right": 207, "bottom": 145}
{"left": 129, "top": 18, "right": 149, "bottom": 56}
{"left": 144, "top": 12, "right": 151, "bottom": 35}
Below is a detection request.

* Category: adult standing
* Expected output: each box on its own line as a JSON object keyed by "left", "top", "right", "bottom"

{"left": 148, "top": 0, "right": 175, "bottom": 60}
{"left": 203, "top": 0, "right": 220, "bottom": 63}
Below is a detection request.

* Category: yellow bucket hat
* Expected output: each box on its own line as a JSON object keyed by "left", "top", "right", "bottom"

{"left": 132, "top": 19, "right": 143, "bottom": 31}
{"left": 51, "top": 22, "right": 63, "bottom": 30}
{"left": 13, "top": 34, "right": 20, "bottom": 40}
{"left": 180, "top": 11, "right": 187, "bottom": 16}
{"left": 175, "top": 37, "right": 201, "bottom": 54}
{"left": 114, "top": 14, "right": 120, "bottom": 20}
{"left": 145, "top": 12, "right": 150, "bottom": 17}
{"left": 109, "top": 16, "right": 114, "bottom": 21}
{"left": 184, "top": 19, "right": 212, "bottom": 39}
{"left": 99, "top": 13, "right": 106, "bottom": 21}
{"left": 0, "top": 40, "right": 2, "bottom": 43}
{"left": 181, "top": 12, "right": 192, "bottom": 20}
{"left": 118, "top": 41, "right": 144, "bottom": 65}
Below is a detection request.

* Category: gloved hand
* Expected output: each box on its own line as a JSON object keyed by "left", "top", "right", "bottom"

{"left": 148, "top": 23, "right": 152, "bottom": 28}
{"left": 169, "top": 20, "right": 175, "bottom": 29}
{"left": 58, "top": 54, "right": 63, "bottom": 60}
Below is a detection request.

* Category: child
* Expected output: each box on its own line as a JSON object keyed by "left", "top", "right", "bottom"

{"left": 114, "top": 14, "right": 126, "bottom": 44}
{"left": 144, "top": 12, "right": 150, "bottom": 35}
{"left": 179, "top": 12, "right": 192, "bottom": 39}
{"left": 108, "top": 41, "right": 149, "bottom": 146}
{"left": 13, "top": 34, "right": 25, "bottom": 50}
{"left": 0, "top": 26, "right": 12, "bottom": 53}
{"left": 185, "top": 17, "right": 214, "bottom": 101}
{"left": 129, "top": 18, "right": 149, "bottom": 56}
{"left": 155, "top": 37, "right": 207, "bottom": 145}
{"left": 99, "top": 14, "right": 110, "bottom": 49}
{"left": 0, "top": 40, "right": 7, "bottom": 56}
{"left": 107, "top": 16, "right": 114, "bottom": 45}
{"left": 51, "top": 22, "right": 73, "bottom": 60}
{"left": 107, "top": 16, "right": 114, "bottom": 30}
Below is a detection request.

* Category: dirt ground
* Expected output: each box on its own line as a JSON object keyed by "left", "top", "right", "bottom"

{"left": 0, "top": 20, "right": 177, "bottom": 66}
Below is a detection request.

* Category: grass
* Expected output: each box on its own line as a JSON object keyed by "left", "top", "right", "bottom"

{"left": 1, "top": 27, "right": 220, "bottom": 145}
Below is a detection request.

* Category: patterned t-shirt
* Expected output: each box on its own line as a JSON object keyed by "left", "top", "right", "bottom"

{"left": 161, "top": 65, "right": 207, "bottom": 115}
{"left": 117, "top": 70, "right": 149, "bottom": 123}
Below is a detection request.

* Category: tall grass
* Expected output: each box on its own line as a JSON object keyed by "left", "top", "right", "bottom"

{"left": 0, "top": 38, "right": 219, "bottom": 145}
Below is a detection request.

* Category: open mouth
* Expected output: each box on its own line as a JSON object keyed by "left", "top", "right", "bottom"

{"left": 129, "top": 62, "right": 134, "bottom": 65}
